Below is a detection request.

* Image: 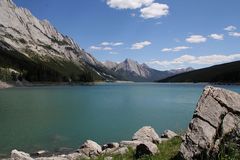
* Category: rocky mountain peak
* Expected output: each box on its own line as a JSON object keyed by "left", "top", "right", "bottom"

{"left": 103, "top": 61, "right": 118, "bottom": 69}
{"left": 0, "top": 0, "right": 102, "bottom": 64}
{"left": 0, "top": 0, "right": 115, "bottom": 82}
{"left": 0, "top": 0, "right": 15, "bottom": 8}
{"left": 141, "top": 63, "right": 150, "bottom": 69}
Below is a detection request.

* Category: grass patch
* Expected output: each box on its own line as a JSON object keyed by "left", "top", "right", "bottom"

{"left": 218, "top": 130, "right": 240, "bottom": 160}
{"left": 94, "top": 137, "right": 182, "bottom": 160}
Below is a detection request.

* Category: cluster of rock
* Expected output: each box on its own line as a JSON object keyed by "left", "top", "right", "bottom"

{"left": 179, "top": 86, "right": 240, "bottom": 160}
{"left": 10, "top": 127, "right": 178, "bottom": 160}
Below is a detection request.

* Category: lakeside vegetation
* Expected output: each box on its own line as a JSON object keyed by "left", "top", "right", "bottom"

{"left": 95, "top": 137, "right": 182, "bottom": 160}
{"left": 0, "top": 46, "right": 104, "bottom": 83}
{"left": 159, "top": 61, "right": 240, "bottom": 83}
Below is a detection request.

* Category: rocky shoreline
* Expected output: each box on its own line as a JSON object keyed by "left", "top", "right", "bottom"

{"left": 4, "top": 86, "right": 240, "bottom": 160}
{"left": 8, "top": 127, "right": 179, "bottom": 160}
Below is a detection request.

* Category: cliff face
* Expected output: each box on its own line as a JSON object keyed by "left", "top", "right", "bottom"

{"left": 179, "top": 86, "right": 240, "bottom": 160}
{"left": 0, "top": 0, "right": 115, "bottom": 82}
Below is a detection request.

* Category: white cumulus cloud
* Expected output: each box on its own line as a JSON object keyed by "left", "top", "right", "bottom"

{"left": 224, "top": 25, "right": 237, "bottom": 31}
{"left": 140, "top": 3, "right": 169, "bottom": 19}
{"left": 131, "top": 41, "right": 151, "bottom": 50}
{"left": 209, "top": 34, "right": 224, "bottom": 40}
{"left": 229, "top": 32, "right": 240, "bottom": 37}
{"left": 186, "top": 35, "right": 207, "bottom": 43}
{"left": 161, "top": 46, "right": 191, "bottom": 52}
{"left": 106, "top": 0, "right": 154, "bottom": 9}
{"left": 146, "top": 53, "right": 240, "bottom": 70}
{"left": 101, "top": 42, "right": 124, "bottom": 46}
{"left": 90, "top": 46, "right": 113, "bottom": 51}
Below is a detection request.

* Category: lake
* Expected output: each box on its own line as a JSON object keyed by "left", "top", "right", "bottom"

{"left": 0, "top": 83, "right": 240, "bottom": 156}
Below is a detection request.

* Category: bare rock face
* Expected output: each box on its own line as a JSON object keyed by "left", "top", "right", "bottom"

{"left": 11, "top": 150, "right": 34, "bottom": 160}
{"left": 179, "top": 86, "right": 240, "bottom": 160}
{"left": 78, "top": 140, "right": 102, "bottom": 158}
{"left": 135, "top": 142, "right": 159, "bottom": 159}
{"left": 132, "top": 126, "right": 161, "bottom": 144}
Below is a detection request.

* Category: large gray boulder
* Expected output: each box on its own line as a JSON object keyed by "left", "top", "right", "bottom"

{"left": 135, "top": 142, "right": 159, "bottom": 159}
{"left": 132, "top": 126, "right": 161, "bottom": 144}
{"left": 11, "top": 150, "right": 34, "bottom": 160}
{"left": 179, "top": 86, "right": 240, "bottom": 160}
{"left": 161, "top": 130, "right": 178, "bottom": 139}
{"left": 78, "top": 140, "right": 102, "bottom": 158}
{"left": 101, "top": 142, "right": 119, "bottom": 154}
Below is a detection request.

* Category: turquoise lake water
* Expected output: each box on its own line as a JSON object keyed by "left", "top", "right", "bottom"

{"left": 0, "top": 83, "right": 240, "bottom": 156}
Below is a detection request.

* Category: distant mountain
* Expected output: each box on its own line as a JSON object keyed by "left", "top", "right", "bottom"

{"left": 169, "top": 67, "right": 194, "bottom": 75}
{"left": 159, "top": 61, "right": 240, "bottom": 83}
{"left": 103, "top": 61, "right": 118, "bottom": 70}
{"left": 103, "top": 59, "right": 192, "bottom": 82}
{"left": 0, "top": 0, "right": 117, "bottom": 83}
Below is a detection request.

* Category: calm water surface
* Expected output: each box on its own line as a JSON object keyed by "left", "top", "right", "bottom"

{"left": 0, "top": 83, "right": 240, "bottom": 156}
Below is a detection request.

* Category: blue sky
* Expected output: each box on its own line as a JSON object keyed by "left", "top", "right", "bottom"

{"left": 14, "top": 0, "right": 240, "bottom": 70}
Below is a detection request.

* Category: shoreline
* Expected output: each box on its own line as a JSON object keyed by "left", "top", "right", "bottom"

{"left": 0, "top": 81, "right": 240, "bottom": 90}
{"left": 2, "top": 127, "right": 179, "bottom": 160}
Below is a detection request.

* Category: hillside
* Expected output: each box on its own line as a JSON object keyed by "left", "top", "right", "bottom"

{"left": 0, "top": 0, "right": 116, "bottom": 83}
{"left": 159, "top": 61, "right": 240, "bottom": 83}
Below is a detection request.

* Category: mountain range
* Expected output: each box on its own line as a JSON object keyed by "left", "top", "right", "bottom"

{"left": 103, "top": 59, "right": 193, "bottom": 82}
{"left": 2, "top": 0, "right": 237, "bottom": 84}
{"left": 0, "top": 0, "right": 194, "bottom": 83}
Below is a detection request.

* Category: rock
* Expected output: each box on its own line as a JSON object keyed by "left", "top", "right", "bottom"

{"left": 36, "top": 156, "right": 68, "bottom": 160}
{"left": 37, "top": 150, "right": 47, "bottom": 155}
{"left": 111, "top": 147, "right": 129, "bottom": 156}
{"left": 222, "top": 113, "right": 240, "bottom": 135}
{"left": 31, "top": 150, "right": 49, "bottom": 157}
{"left": 11, "top": 150, "right": 34, "bottom": 160}
{"left": 161, "top": 130, "right": 178, "bottom": 139}
{"left": 179, "top": 86, "right": 240, "bottom": 160}
{"left": 120, "top": 141, "right": 142, "bottom": 149}
{"left": 78, "top": 140, "right": 102, "bottom": 158}
{"left": 102, "top": 142, "right": 119, "bottom": 154}
{"left": 132, "top": 126, "right": 161, "bottom": 144}
{"left": 135, "top": 142, "right": 159, "bottom": 159}
{"left": 102, "top": 142, "right": 119, "bottom": 151}
{"left": 65, "top": 152, "right": 90, "bottom": 160}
